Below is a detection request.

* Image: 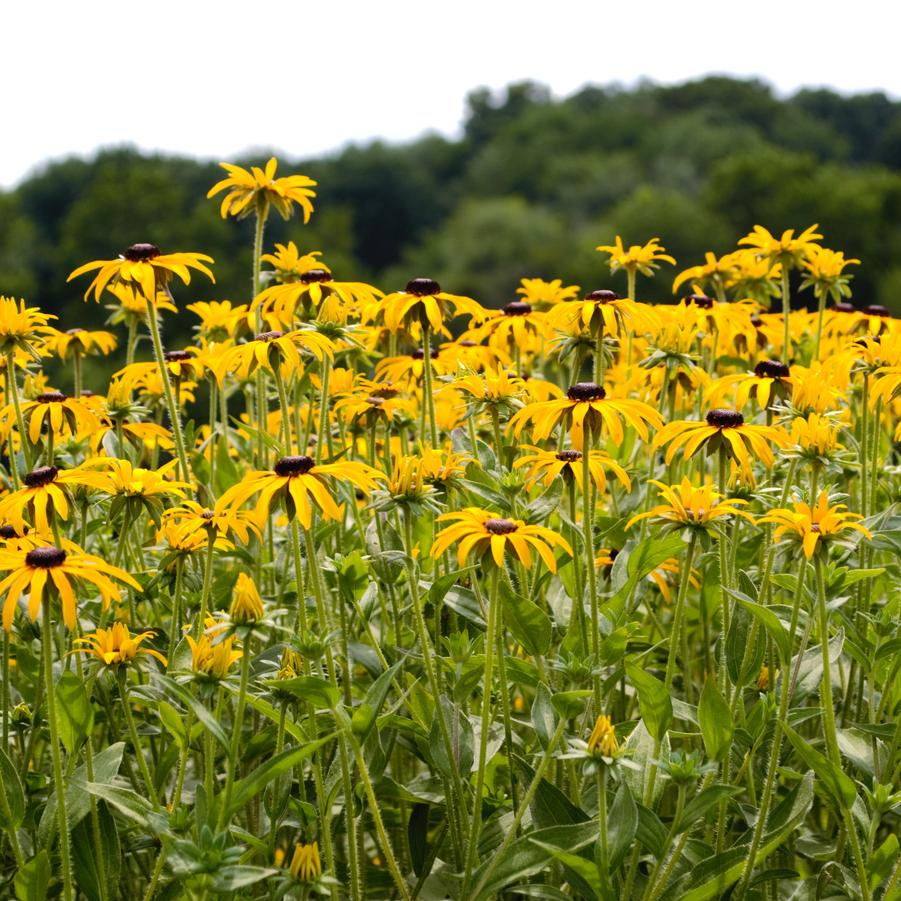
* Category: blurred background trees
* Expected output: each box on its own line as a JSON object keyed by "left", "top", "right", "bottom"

{"left": 5, "top": 75, "right": 901, "bottom": 347}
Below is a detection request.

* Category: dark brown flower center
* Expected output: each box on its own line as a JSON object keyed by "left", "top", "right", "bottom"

{"left": 753, "top": 359, "right": 790, "bottom": 379}
{"left": 123, "top": 243, "right": 161, "bottom": 262}
{"left": 863, "top": 304, "right": 890, "bottom": 318}
{"left": 567, "top": 382, "right": 606, "bottom": 401}
{"left": 706, "top": 408, "right": 745, "bottom": 428}
{"left": 274, "top": 455, "right": 315, "bottom": 476}
{"left": 485, "top": 518, "right": 518, "bottom": 535}
{"left": 164, "top": 350, "right": 192, "bottom": 362}
{"left": 364, "top": 396, "right": 385, "bottom": 406}
{"left": 25, "top": 546, "right": 67, "bottom": 568}
{"left": 585, "top": 289, "right": 619, "bottom": 303}
{"left": 300, "top": 268, "right": 332, "bottom": 284}
{"left": 23, "top": 466, "right": 59, "bottom": 487}
{"left": 751, "top": 315, "right": 764, "bottom": 328}
{"left": 255, "top": 330, "right": 285, "bottom": 342}
{"left": 36, "top": 392, "right": 67, "bottom": 404}
{"left": 685, "top": 293, "right": 714, "bottom": 309}
{"left": 0, "top": 524, "right": 26, "bottom": 539}
{"left": 459, "top": 340, "right": 477, "bottom": 347}
{"left": 810, "top": 523, "right": 821, "bottom": 533}
{"left": 405, "top": 277, "right": 441, "bottom": 297}
{"left": 201, "top": 509, "right": 215, "bottom": 520}
{"left": 411, "top": 348, "right": 439, "bottom": 360}
{"left": 503, "top": 301, "right": 532, "bottom": 317}
{"left": 66, "top": 328, "right": 85, "bottom": 336}
{"left": 556, "top": 450, "right": 583, "bottom": 462}
{"left": 833, "top": 302, "right": 856, "bottom": 313}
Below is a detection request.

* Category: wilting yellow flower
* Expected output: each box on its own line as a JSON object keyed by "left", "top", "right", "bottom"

{"left": 68, "top": 243, "right": 214, "bottom": 303}
{"left": 626, "top": 478, "right": 753, "bottom": 533}
{"left": 756, "top": 665, "right": 777, "bottom": 691}
{"left": 230, "top": 573, "right": 264, "bottom": 624}
{"left": 0, "top": 544, "right": 141, "bottom": 631}
{"left": 73, "top": 623, "right": 166, "bottom": 667}
{"left": 187, "top": 629, "right": 242, "bottom": 679}
{"left": 0, "top": 296, "right": 56, "bottom": 355}
{"left": 42, "top": 327, "right": 117, "bottom": 361}
{"left": 654, "top": 409, "right": 789, "bottom": 471}
{"left": 432, "top": 507, "right": 571, "bottom": 570}
{"left": 220, "top": 455, "right": 382, "bottom": 528}
{"left": 596, "top": 236, "right": 675, "bottom": 278}
{"left": 207, "top": 157, "right": 316, "bottom": 221}
{"left": 510, "top": 382, "right": 663, "bottom": 450}
{"left": 514, "top": 447, "right": 631, "bottom": 493}
{"left": 371, "top": 278, "right": 484, "bottom": 333}
{"left": 757, "top": 491, "right": 871, "bottom": 559}
{"left": 276, "top": 841, "right": 322, "bottom": 882}
{"left": 587, "top": 714, "right": 618, "bottom": 758}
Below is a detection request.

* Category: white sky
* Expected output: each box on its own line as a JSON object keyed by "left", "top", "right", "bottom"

{"left": 2, "top": 0, "right": 897, "bottom": 188}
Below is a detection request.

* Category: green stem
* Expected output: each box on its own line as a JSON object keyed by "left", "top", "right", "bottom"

{"left": 421, "top": 325, "right": 439, "bottom": 448}
{"left": 218, "top": 638, "right": 251, "bottom": 830}
{"left": 118, "top": 667, "right": 160, "bottom": 807}
{"left": 73, "top": 348, "right": 83, "bottom": 398}
{"left": 5, "top": 351, "right": 32, "bottom": 471}
{"left": 582, "top": 435, "right": 601, "bottom": 714}
{"left": 194, "top": 539, "right": 216, "bottom": 638}
{"left": 664, "top": 532, "right": 698, "bottom": 693}
{"left": 780, "top": 268, "right": 791, "bottom": 364}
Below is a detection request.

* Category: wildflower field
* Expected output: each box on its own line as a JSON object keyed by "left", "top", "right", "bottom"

{"left": 0, "top": 158, "right": 899, "bottom": 901}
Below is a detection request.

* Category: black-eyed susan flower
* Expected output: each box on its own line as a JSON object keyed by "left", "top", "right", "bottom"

{"left": 757, "top": 491, "right": 871, "bottom": 559}
{"left": 705, "top": 360, "right": 794, "bottom": 411}
{"left": 185, "top": 300, "right": 249, "bottom": 341}
{"left": 654, "top": 408, "right": 789, "bottom": 471}
{"left": 470, "top": 301, "right": 551, "bottom": 351}
{"left": 14, "top": 391, "right": 102, "bottom": 446}
{"left": 229, "top": 573, "right": 264, "bottom": 624}
{"left": 72, "top": 623, "right": 167, "bottom": 667}
{"left": 625, "top": 478, "right": 753, "bottom": 535}
{"left": 186, "top": 629, "right": 242, "bottom": 680}
{"left": 0, "top": 544, "right": 141, "bottom": 631}
{"left": 88, "top": 458, "right": 190, "bottom": 524}
{"left": 587, "top": 714, "right": 619, "bottom": 758}
{"left": 375, "top": 347, "right": 455, "bottom": 388}
{"left": 275, "top": 840, "right": 322, "bottom": 883}
{"left": 726, "top": 249, "right": 782, "bottom": 307}
{"left": 596, "top": 236, "right": 675, "bottom": 282}
{"left": 510, "top": 382, "right": 663, "bottom": 450}
{"left": 105, "top": 283, "right": 177, "bottom": 325}
{"left": 431, "top": 507, "right": 571, "bottom": 570}
{"left": 0, "top": 296, "right": 56, "bottom": 356}
{"left": 213, "top": 329, "right": 334, "bottom": 382}
{"left": 516, "top": 277, "right": 580, "bottom": 310}
{"left": 255, "top": 268, "right": 382, "bottom": 326}
{"left": 672, "top": 251, "right": 740, "bottom": 298}
{"left": 161, "top": 498, "right": 260, "bottom": 546}
{"left": 514, "top": 446, "right": 631, "bottom": 493}
{"left": 371, "top": 278, "right": 485, "bottom": 334}
{"left": 68, "top": 243, "right": 215, "bottom": 304}
{"left": 739, "top": 224, "right": 823, "bottom": 269}
{"left": 0, "top": 464, "right": 112, "bottom": 533}
{"left": 262, "top": 242, "right": 325, "bottom": 282}
{"left": 787, "top": 413, "right": 846, "bottom": 463}
{"left": 800, "top": 247, "right": 859, "bottom": 305}
{"left": 453, "top": 367, "right": 527, "bottom": 415}
{"left": 207, "top": 157, "right": 316, "bottom": 221}
{"left": 220, "top": 455, "right": 382, "bottom": 528}
{"left": 42, "top": 327, "right": 117, "bottom": 362}
{"left": 547, "top": 289, "right": 658, "bottom": 338}
{"left": 371, "top": 455, "right": 441, "bottom": 515}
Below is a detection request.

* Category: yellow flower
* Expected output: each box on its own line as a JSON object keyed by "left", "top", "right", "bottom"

{"left": 276, "top": 841, "right": 322, "bottom": 883}
{"left": 161, "top": 498, "right": 261, "bottom": 546}
{"left": 375, "top": 348, "right": 455, "bottom": 387}
{"left": 595, "top": 236, "right": 675, "bottom": 278}
{"left": 547, "top": 290, "right": 658, "bottom": 338}
{"left": 255, "top": 269, "right": 382, "bottom": 326}
{"left": 207, "top": 157, "right": 316, "bottom": 221}
{"left": 654, "top": 409, "right": 789, "bottom": 471}
{"left": 510, "top": 382, "right": 663, "bottom": 450}
{"left": 229, "top": 573, "right": 264, "bottom": 624}
{"left": 73, "top": 623, "right": 166, "bottom": 667}
{"left": 757, "top": 491, "right": 870, "bottom": 559}
{"left": 454, "top": 367, "right": 527, "bottom": 409}
{"left": 514, "top": 446, "right": 631, "bottom": 493}
{"left": 0, "top": 296, "right": 56, "bottom": 356}
{"left": 431, "top": 507, "right": 572, "bottom": 571}
{"left": 4, "top": 391, "right": 102, "bottom": 445}
{"left": 738, "top": 224, "right": 822, "bottom": 270}
{"left": 756, "top": 665, "right": 776, "bottom": 691}
{"left": 515, "top": 278, "right": 580, "bottom": 309}
{"left": 789, "top": 413, "right": 845, "bottom": 458}
{"left": 704, "top": 360, "right": 795, "bottom": 411}
{"left": 672, "top": 251, "right": 740, "bottom": 296}
{"left": 800, "top": 247, "right": 859, "bottom": 303}
{"left": 213, "top": 329, "right": 334, "bottom": 382}
{"left": 42, "top": 327, "right": 117, "bottom": 361}
{"left": 470, "top": 302, "right": 551, "bottom": 351}
{"left": 105, "top": 283, "right": 177, "bottom": 321}
{"left": 186, "top": 301, "right": 249, "bottom": 341}
{"left": 0, "top": 543, "right": 141, "bottom": 631}
{"left": 68, "top": 243, "right": 215, "bottom": 304}
{"left": 187, "top": 629, "right": 242, "bottom": 679}
{"left": 89, "top": 458, "right": 189, "bottom": 502}
{"left": 220, "top": 455, "right": 383, "bottom": 529}
{"left": 370, "top": 278, "right": 485, "bottom": 333}
{"left": 626, "top": 478, "right": 753, "bottom": 533}
{"left": 262, "top": 242, "right": 326, "bottom": 281}
{"left": 587, "top": 714, "right": 618, "bottom": 758}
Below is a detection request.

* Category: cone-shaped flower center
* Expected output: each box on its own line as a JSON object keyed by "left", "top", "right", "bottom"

{"left": 364, "top": 396, "right": 385, "bottom": 406}
{"left": 833, "top": 302, "right": 856, "bottom": 313}
{"left": 485, "top": 518, "right": 518, "bottom": 535}
{"left": 503, "top": 301, "right": 532, "bottom": 316}
{"left": 36, "top": 391, "right": 67, "bottom": 403}
{"left": 274, "top": 455, "right": 315, "bottom": 476}
{"left": 66, "top": 328, "right": 85, "bottom": 336}
{"left": 686, "top": 293, "right": 714, "bottom": 309}
{"left": 863, "top": 304, "right": 890, "bottom": 317}
{"left": 0, "top": 524, "right": 25, "bottom": 539}
{"left": 411, "top": 348, "right": 440, "bottom": 360}
{"left": 556, "top": 450, "right": 583, "bottom": 462}
{"left": 255, "top": 330, "right": 285, "bottom": 342}
{"left": 24, "top": 466, "right": 59, "bottom": 487}
{"left": 585, "top": 289, "right": 618, "bottom": 303}
{"left": 164, "top": 350, "right": 192, "bottom": 362}
{"left": 405, "top": 277, "right": 441, "bottom": 297}
{"left": 201, "top": 509, "right": 215, "bottom": 520}
{"left": 706, "top": 408, "right": 745, "bottom": 428}
{"left": 25, "top": 546, "right": 67, "bottom": 568}
{"left": 300, "top": 268, "right": 332, "bottom": 284}
{"left": 567, "top": 382, "right": 606, "bottom": 401}
{"left": 123, "top": 243, "right": 161, "bottom": 262}
{"left": 753, "top": 359, "right": 790, "bottom": 379}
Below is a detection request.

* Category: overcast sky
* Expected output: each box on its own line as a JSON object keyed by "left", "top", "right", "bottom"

{"left": 1, "top": 0, "right": 895, "bottom": 188}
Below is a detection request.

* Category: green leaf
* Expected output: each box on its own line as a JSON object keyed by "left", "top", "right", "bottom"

{"left": 72, "top": 802, "right": 121, "bottom": 901}
{"left": 514, "top": 756, "right": 588, "bottom": 829}
{"left": 531, "top": 683, "right": 557, "bottom": 751}
{"left": 731, "top": 592, "right": 792, "bottom": 665}
{"left": 0, "top": 746, "right": 25, "bottom": 830}
{"left": 674, "top": 785, "right": 742, "bottom": 833}
{"left": 659, "top": 773, "right": 814, "bottom": 901}
{"left": 228, "top": 735, "right": 335, "bottom": 817}
{"left": 635, "top": 804, "right": 667, "bottom": 857}
{"left": 725, "top": 600, "right": 763, "bottom": 685}
{"left": 55, "top": 670, "right": 94, "bottom": 754}
{"left": 82, "top": 782, "right": 152, "bottom": 827}
{"left": 783, "top": 723, "right": 857, "bottom": 809}
{"left": 429, "top": 697, "right": 473, "bottom": 778}
{"left": 209, "top": 866, "right": 279, "bottom": 891}
{"left": 15, "top": 851, "right": 50, "bottom": 901}
{"left": 158, "top": 700, "right": 188, "bottom": 750}
{"left": 698, "top": 679, "right": 733, "bottom": 762}
{"left": 551, "top": 690, "right": 592, "bottom": 721}
{"left": 625, "top": 661, "right": 672, "bottom": 741}
{"left": 262, "top": 675, "right": 340, "bottom": 709}
{"left": 154, "top": 675, "right": 230, "bottom": 749}
{"left": 530, "top": 841, "right": 602, "bottom": 900}
{"left": 500, "top": 581, "right": 552, "bottom": 656}
{"left": 605, "top": 534, "right": 686, "bottom": 621}
{"left": 869, "top": 834, "right": 899, "bottom": 890}
{"left": 607, "top": 781, "right": 638, "bottom": 870}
